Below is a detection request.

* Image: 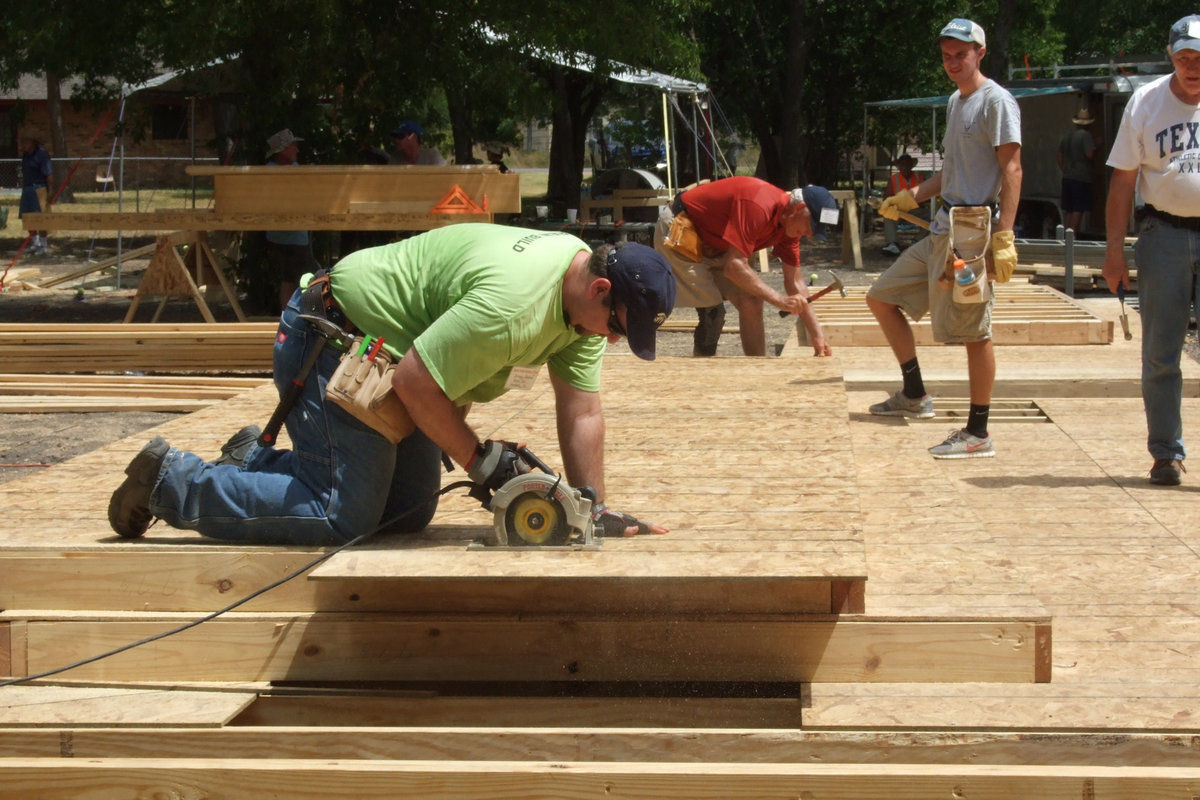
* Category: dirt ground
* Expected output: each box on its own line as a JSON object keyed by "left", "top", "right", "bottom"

{"left": 0, "top": 224, "right": 1173, "bottom": 488}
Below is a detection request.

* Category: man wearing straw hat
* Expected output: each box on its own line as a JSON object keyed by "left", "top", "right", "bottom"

{"left": 1057, "top": 107, "right": 1097, "bottom": 233}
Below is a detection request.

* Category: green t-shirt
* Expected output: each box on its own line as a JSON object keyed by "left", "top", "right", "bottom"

{"left": 329, "top": 224, "right": 605, "bottom": 404}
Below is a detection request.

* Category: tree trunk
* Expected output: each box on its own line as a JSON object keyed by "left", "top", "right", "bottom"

{"left": 44, "top": 72, "right": 73, "bottom": 202}
{"left": 545, "top": 65, "right": 605, "bottom": 218}
{"left": 445, "top": 87, "right": 476, "bottom": 165}
{"left": 989, "top": 0, "right": 1016, "bottom": 84}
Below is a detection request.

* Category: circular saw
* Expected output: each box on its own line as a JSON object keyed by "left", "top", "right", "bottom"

{"left": 489, "top": 471, "right": 596, "bottom": 547}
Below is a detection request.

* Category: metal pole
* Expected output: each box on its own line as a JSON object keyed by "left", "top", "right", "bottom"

{"left": 115, "top": 96, "right": 127, "bottom": 290}
{"left": 691, "top": 94, "right": 700, "bottom": 182}
{"left": 861, "top": 105, "right": 868, "bottom": 239}
{"left": 189, "top": 96, "right": 196, "bottom": 208}
{"left": 661, "top": 91, "right": 674, "bottom": 194}
{"left": 1064, "top": 226, "right": 1075, "bottom": 298}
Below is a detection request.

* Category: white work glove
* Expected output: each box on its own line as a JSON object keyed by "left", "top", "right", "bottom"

{"left": 878, "top": 189, "right": 919, "bottom": 221}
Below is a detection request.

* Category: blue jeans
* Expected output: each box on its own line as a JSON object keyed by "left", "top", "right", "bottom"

{"left": 1135, "top": 216, "right": 1200, "bottom": 462}
{"left": 149, "top": 293, "right": 444, "bottom": 544}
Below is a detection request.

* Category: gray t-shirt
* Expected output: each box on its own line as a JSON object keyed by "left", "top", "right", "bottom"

{"left": 934, "top": 79, "right": 1022, "bottom": 235}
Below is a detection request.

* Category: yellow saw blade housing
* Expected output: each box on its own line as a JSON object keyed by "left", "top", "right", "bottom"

{"left": 490, "top": 472, "right": 595, "bottom": 546}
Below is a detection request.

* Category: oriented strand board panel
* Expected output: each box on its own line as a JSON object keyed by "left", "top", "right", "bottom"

{"left": 190, "top": 164, "right": 521, "bottom": 215}
{"left": 0, "top": 686, "right": 255, "bottom": 728}
{"left": 796, "top": 283, "right": 1113, "bottom": 346}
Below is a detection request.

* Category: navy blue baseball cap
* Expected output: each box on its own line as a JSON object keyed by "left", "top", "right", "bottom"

{"left": 606, "top": 243, "right": 676, "bottom": 361}
{"left": 390, "top": 121, "right": 423, "bottom": 139}
{"left": 796, "top": 185, "right": 839, "bottom": 242}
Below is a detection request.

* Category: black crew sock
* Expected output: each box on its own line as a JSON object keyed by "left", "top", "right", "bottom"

{"left": 966, "top": 404, "right": 990, "bottom": 439}
{"left": 900, "top": 358, "right": 925, "bottom": 399}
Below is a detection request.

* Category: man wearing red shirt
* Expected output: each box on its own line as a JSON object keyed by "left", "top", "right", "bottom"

{"left": 654, "top": 176, "right": 837, "bottom": 356}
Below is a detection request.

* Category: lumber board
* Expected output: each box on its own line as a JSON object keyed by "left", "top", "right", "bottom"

{"left": 0, "top": 396, "right": 217, "bottom": 413}
{"left": 0, "top": 551, "right": 852, "bottom": 614}
{"left": 0, "top": 686, "right": 254, "bottom": 728}
{"left": 0, "top": 323, "right": 277, "bottom": 373}
{"left": 7, "top": 612, "right": 1049, "bottom": 683}
{"left": 23, "top": 210, "right": 496, "bottom": 232}
{"left": 35, "top": 242, "right": 158, "bottom": 288}
{"left": 3, "top": 727, "right": 1200, "bottom": 766}
{"left": 1, "top": 759, "right": 1199, "bottom": 800}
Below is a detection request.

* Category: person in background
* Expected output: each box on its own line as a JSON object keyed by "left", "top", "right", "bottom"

{"left": 391, "top": 121, "right": 446, "bottom": 166}
{"left": 19, "top": 134, "right": 54, "bottom": 255}
{"left": 264, "top": 128, "right": 320, "bottom": 311}
{"left": 881, "top": 153, "right": 924, "bottom": 256}
{"left": 1057, "top": 108, "right": 1097, "bottom": 233}
{"left": 653, "top": 176, "right": 837, "bottom": 358}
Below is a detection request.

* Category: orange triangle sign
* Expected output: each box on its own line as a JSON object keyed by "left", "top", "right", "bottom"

{"left": 431, "top": 185, "right": 486, "bottom": 214}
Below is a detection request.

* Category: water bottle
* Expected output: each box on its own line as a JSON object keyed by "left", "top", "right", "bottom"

{"left": 955, "top": 263, "right": 975, "bottom": 286}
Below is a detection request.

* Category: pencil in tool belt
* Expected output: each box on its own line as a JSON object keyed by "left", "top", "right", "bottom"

{"left": 356, "top": 337, "right": 373, "bottom": 357}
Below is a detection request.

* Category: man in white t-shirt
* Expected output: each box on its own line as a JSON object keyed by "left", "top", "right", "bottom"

{"left": 1103, "top": 14, "right": 1200, "bottom": 486}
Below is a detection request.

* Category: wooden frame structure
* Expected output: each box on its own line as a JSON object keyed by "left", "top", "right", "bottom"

{"left": 22, "top": 165, "right": 519, "bottom": 323}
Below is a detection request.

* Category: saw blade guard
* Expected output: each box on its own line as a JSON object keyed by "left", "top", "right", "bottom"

{"left": 489, "top": 472, "right": 594, "bottom": 546}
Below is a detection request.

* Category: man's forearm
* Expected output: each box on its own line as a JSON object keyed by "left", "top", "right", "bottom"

{"left": 724, "top": 255, "right": 785, "bottom": 307}
{"left": 552, "top": 372, "right": 606, "bottom": 499}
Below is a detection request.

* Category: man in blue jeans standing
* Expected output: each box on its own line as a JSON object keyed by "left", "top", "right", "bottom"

{"left": 1104, "top": 14, "right": 1200, "bottom": 486}
{"left": 107, "top": 225, "right": 676, "bottom": 544}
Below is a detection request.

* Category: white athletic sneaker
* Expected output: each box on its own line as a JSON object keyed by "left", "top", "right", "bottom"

{"left": 881, "top": 242, "right": 901, "bottom": 256}
{"left": 869, "top": 390, "right": 934, "bottom": 419}
{"left": 929, "top": 428, "right": 995, "bottom": 459}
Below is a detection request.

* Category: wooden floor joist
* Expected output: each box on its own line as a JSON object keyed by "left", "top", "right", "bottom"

{"left": 796, "top": 282, "right": 1113, "bottom": 346}
{"left": 1, "top": 759, "right": 1199, "bottom": 800}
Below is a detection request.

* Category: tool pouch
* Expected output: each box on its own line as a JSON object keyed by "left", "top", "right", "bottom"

{"left": 663, "top": 211, "right": 704, "bottom": 262}
{"left": 946, "top": 206, "right": 992, "bottom": 305}
{"left": 326, "top": 338, "right": 415, "bottom": 444}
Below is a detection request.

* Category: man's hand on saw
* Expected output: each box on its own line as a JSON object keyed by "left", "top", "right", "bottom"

{"left": 467, "top": 439, "right": 528, "bottom": 491}
{"left": 591, "top": 502, "right": 669, "bottom": 537}
{"left": 878, "top": 189, "right": 919, "bottom": 221}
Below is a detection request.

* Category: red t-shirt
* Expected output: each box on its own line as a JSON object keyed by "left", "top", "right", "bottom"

{"left": 679, "top": 176, "right": 801, "bottom": 267}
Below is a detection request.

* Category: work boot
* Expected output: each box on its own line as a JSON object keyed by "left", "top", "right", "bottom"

{"left": 214, "top": 424, "right": 262, "bottom": 468}
{"left": 1150, "top": 457, "right": 1186, "bottom": 486}
{"left": 693, "top": 304, "right": 725, "bottom": 357}
{"left": 107, "top": 437, "right": 170, "bottom": 538}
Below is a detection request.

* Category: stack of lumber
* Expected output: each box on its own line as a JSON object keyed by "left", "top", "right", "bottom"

{"left": 0, "top": 323, "right": 276, "bottom": 374}
{"left": 0, "top": 359, "right": 1088, "bottom": 797}
{"left": 0, "top": 374, "right": 267, "bottom": 413}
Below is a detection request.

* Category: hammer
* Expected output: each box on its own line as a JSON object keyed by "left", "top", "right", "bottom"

{"left": 1118, "top": 284, "right": 1133, "bottom": 341}
{"left": 867, "top": 197, "right": 930, "bottom": 230}
{"left": 778, "top": 273, "right": 846, "bottom": 317}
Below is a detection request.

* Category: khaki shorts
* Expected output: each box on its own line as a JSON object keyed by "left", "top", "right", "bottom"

{"left": 653, "top": 205, "right": 743, "bottom": 308}
{"left": 865, "top": 233, "right": 993, "bottom": 343}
